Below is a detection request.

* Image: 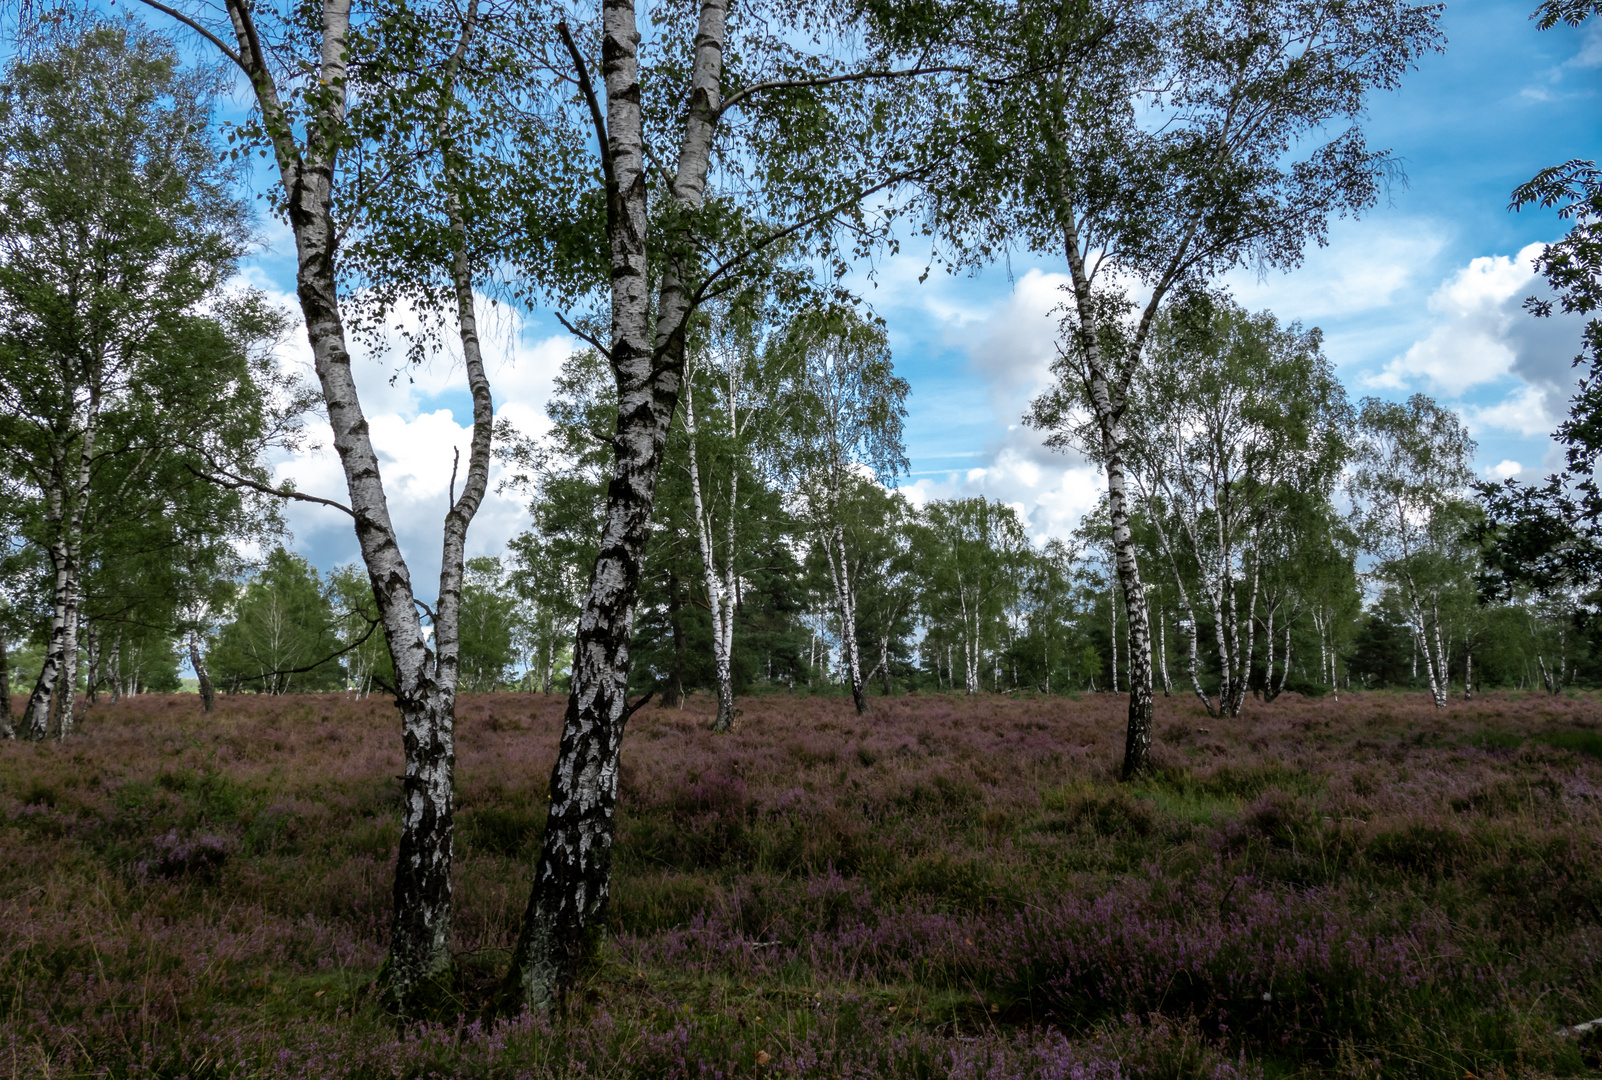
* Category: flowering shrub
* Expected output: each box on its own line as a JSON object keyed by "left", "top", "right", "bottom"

{"left": 1, "top": 688, "right": 1599, "bottom": 1077}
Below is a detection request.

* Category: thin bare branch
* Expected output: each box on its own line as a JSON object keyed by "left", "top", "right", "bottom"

{"left": 716, "top": 65, "right": 964, "bottom": 117}
{"left": 190, "top": 464, "right": 356, "bottom": 517}
{"left": 132, "top": 0, "right": 246, "bottom": 70}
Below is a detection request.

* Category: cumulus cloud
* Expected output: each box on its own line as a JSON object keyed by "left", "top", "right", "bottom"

{"left": 895, "top": 269, "right": 1106, "bottom": 542}
{"left": 1222, "top": 217, "right": 1447, "bottom": 323}
{"left": 1370, "top": 244, "right": 1541, "bottom": 392}
{"left": 1367, "top": 243, "right": 1585, "bottom": 439}
{"left": 1463, "top": 384, "right": 1557, "bottom": 437}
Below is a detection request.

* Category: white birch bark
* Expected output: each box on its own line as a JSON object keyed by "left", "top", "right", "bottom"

{"left": 682, "top": 360, "right": 739, "bottom": 731}
{"left": 1062, "top": 205, "right": 1156, "bottom": 774}
{"left": 23, "top": 457, "right": 70, "bottom": 740}
{"left": 511, "top": 0, "right": 732, "bottom": 1012}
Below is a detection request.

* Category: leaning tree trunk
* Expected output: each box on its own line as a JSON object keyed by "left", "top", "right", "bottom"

{"left": 506, "top": 0, "right": 727, "bottom": 1013}
{"left": 380, "top": 8, "right": 497, "bottom": 1009}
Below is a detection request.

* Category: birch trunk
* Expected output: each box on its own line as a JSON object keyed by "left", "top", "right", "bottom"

{"left": 1208, "top": 551, "right": 1235, "bottom": 714}
{"left": 0, "top": 622, "right": 11, "bottom": 736}
{"left": 683, "top": 372, "right": 737, "bottom": 732}
{"left": 824, "top": 525, "right": 868, "bottom": 711}
{"left": 1431, "top": 593, "right": 1450, "bottom": 698}
{"left": 1150, "top": 511, "right": 1216, "bottom": 716}
{"left": 381, "top": 6, "right": 498, "bottom": 1004}
{"left": 55, "top": 399, "right": 97, "bottom": 740}
{"left": 85, "top": 625, "right": 99, "bottom": 704}
{"left": 1402, "top": 571, "right": 1446, "bottom": 708}
{"left": 206, "top": 0, "right": 496, "bottom": 1009}
{"left": 1062, "top": 270, "right": 1150, "bottom": 753}
{"left": 1262, "top": 606, "right": 1275, "bottom": 700}
{"left": 189, "top": 632, "right": 216, "bottom": 714}
{"left": 108, "top": 632, "right": 122, "bottom": 703}
{"left": 1108, "top": 574, "right": 1119, "bottom": 693}
{"left": 1061, "top": 210, "right": 1155, "bottom": 774}
{"left": 1157, "top": 606, "right": 1171, "bottom": 696}
{"left": 508, "top": 0, "right": 728, "bottom": 1012}
{"left": 1276, "top": 619, "right": 1292, "bottom": 697}
{"left": 1224, "top": 545, "right": 1260, "bottom": 717}
{"left": 24, "top": 472, "right": 70, "bottom": 740}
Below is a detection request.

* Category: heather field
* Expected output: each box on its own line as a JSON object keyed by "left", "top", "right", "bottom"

{"left": 4, "top": 690, "right": 1602, "bottom": 1079}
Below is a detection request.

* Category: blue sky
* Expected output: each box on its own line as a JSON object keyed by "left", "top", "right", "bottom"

{"left": 248, "top": 0, "right": 1602, "bottom": 587}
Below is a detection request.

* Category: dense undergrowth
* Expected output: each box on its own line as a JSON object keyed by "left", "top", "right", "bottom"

{"left": 2, "top": 689, "right": 1601, "bottom": 1078}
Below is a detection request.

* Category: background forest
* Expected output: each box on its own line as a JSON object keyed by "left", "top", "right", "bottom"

{"left": 1, "top": 152, "right": 1596, "bottom": 724}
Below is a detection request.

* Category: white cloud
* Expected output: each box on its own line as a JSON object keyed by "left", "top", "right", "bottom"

{"left": 1486, "top": 459, "right": 1524, "bottom": 480}
{"left": 1463, "top": 383, "right": 1561, "bottom": 437}
{"left": 1370, "top": 244, "right": 1543, "bottom": 392}
{"left": 1222, "top": 217, "right": 1447, "bottom": 324}
{"left": 957, "top": 269, "right": 1070, "bottom": 403}
{"left": 254, "top": 289, "right": 572, "bottom": 589}
{"left": 1573, "top": 20, "right": 1602, "bottom": 68}
{"left": 891, "top": 268, "right": 1108, "bottom": 543}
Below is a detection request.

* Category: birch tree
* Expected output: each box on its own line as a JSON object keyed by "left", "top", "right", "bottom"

{"left": 479, "top": 0, "right": 945, "bottom": 1006}
{"left": 109, "top": 0, "right": 525, "bottom": 1007}
{"left": 850, "top": 486, "right": 919, "bottom": 698}
{"left": 1113, "top": 299, "right": 1351, "bottom": 717}
{"left": 1349, "top": 394, "right": 1475, "bottom": 708}
{"left": 901, "top": 0, "right": 1441, "bottom": 776}
{"left": 771, "top": 306, "right": 909, "bottom": 714}
{"left": 680, "top": 300, "right": 794, "bottom": 730}
{"left": 212, "top": 548, "right": 344, "bottom": 693}
{"left": 0, "top": 20, "right": 254, "bottom": 740}
{"left": 915, "top": 498, "right": 1028, "bottom": 695}
{"left": 328, "top": 563, "right": 390, "bottom": 698}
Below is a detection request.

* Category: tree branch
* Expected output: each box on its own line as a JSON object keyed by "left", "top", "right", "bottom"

{"left": 622, "top": 689, "right": 654, "bottom": 721}
{"left": 189, "top": 463, "right": 355, "bottom": 518}
{"left": 553, "top": 310, "right": 613, "bottom": 360}
{"left": 687, "top": 169, "right": 921, "bottom": 315}
{"left": 557, "top": 21, "right": 614, "bottom": 194}
{"left": 716, "top": 66, "right": 964, "bottom": 118}
{"left": 133, "top": 0, "right": 247, "bottom": 71}
{"left": 232, "top": 615, "right": 382, "bottom": 685}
